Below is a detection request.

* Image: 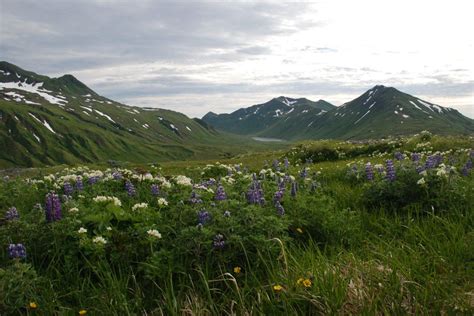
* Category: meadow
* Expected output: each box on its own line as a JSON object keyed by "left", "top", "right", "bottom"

{"left": 1, "top": 132, "right": 473, "bottom": 315}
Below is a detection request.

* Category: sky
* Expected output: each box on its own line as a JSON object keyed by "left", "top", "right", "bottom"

{"left": 1, "top": 0, "right": 473, "bottom": 118}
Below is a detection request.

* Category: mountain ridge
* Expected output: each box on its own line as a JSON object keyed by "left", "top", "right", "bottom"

{"left": 202, "top": 85, "right": 474, "bottom": 140}
{"left": 0, "top": 62, "right": 265, "bottom": 167}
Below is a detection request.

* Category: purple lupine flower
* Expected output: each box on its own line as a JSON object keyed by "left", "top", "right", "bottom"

{"left": 215, "top": 184, "right": 227, "bottom": 201}
{"left": 213, "top": 234, "right": 225, "bottom": 250}
{"left": 5, "top": 207, "right": 19, "bottom": 220}
{"left": 310, "top": 181, "right": 318, "bottom": 192}
{"left": 247, "top": 180, "right": 265, "bottom": 205}
{"left": 365, "top": 163, "right": 374, "bottom": 181}
{"left": 394, "top": 152, "right": 404, "bottom": 161}
{"left": 284, "top": 158, "right": 289, "bottom": 169}
{"left": 305, "top": 158, "right": 313, "bottom": 164}
{"left": 461, "top": 160, "right": 472, "bottom": 176}
{"left": 63, "top": 182, "right": 74, "bottom": 196}
{"left": 223, "top": 210, "right": 231, "bottom": 217}
{"left": 385, "top": 159, "right": 396, "bottom": 182}
{"left": 75, "top": 177, "right": 83, "bottom": 191}
{"left": 45, "top": 192, "right": 62, "bottom": 222}
{"left": 112, "top": 171, "right": 123, "bottom": 180}
{"left": 273, "top": 190, "right": 284, "bottom": 203}
{"left": 125, "top": 180, "right": 136, "bottom": 196}
{"left": 300, "top": 168, "right": 308, "bottom": 179}
{"left": 411, "top": 153, "right": 421, "bottom": 162}
{"left": 151, "top": 184, "right": 160, "bottom": 196}
{"left": 275, "top": 201, "right": 285, "bottom": 216}
{"left": 465, "top": 160, "right": 472, "bottom": 169}
{"left": 8, "top": 243, "right": 26, "bottom": 259}
{"left": 198, "top": 210, "right": 211, "bottom": 225}
{"left": 189, "top": 191, "right": 202, "bottom": 204}
{"left": 234, "top": 164, "right": 241, "bottom": 172}
{"left": 273, "top": 159, "right": 280, "bottom": 171}
{"left": 470, "top": 150, "right": 474, "bottom": 159}
{"left": 88, "top": 176, "right": 99, "bottom": 185}
{"left": 290, "top": 182, "right": 298, "bottom": 198}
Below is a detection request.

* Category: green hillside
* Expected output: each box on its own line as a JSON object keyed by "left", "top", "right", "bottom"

{"left": 0, "top": 61, "right": 277, "bottom": 168}
{"left": 202, "top": 97, "right": 335, "bottom": 136}
{"left": 203, "top": 86, "right": 474, "bottom": 140}
{"left": 304, "top": 85, "right": 474, "bottom": 139}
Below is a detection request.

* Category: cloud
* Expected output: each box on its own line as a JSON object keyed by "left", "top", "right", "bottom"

{"left": 1, "top": 0, "right": 473, "bottom": 119}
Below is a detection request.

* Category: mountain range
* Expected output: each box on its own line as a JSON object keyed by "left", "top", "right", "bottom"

{"left": 1, "top": 61, "right": 473, "bottom": 167}
{"left": 0, "top": 61, "right": 267, "bottom": 168}
{"left": 203, "top": 86, "right": 474, "bottom": 140}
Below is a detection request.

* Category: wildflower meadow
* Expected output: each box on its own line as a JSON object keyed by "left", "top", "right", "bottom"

{"left": 0, "top": 134, "right": 473, "bottom": 314}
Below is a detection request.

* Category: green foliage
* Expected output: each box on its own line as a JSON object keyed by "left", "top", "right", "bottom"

{"left": 0, "top": 140, "right": 473, "bottom": 314}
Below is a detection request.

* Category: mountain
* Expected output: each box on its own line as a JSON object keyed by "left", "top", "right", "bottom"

{"left": 203, "top": 86, "right": 474, "bottom": 140}
{"left": 302, "top": 85, "right": 474, "bottom": 139}
{"left": 202, "top": 96, "right": 335, "bottom": 136}
{"left": 0, "top": 61, "right": 264, "bottom": 168}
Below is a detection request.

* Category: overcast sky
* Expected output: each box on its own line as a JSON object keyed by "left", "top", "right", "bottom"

{"left": 1, "top": 0, "right": 473, "bottom": 118}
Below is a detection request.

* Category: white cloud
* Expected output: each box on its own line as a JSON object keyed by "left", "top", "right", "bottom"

{"left": 1, "top": 0, "right": 473, "bottom": 118}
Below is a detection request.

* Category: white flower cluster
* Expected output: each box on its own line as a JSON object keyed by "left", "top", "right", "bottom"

{"left": 84, "top": 170, "right": 104, "bottom": 179}
{"left": 175, "top": 175, "right": 193, "bottom": 186}
{"left": 69, "top": 207, "right": 79, "bottom": 213}
{"left": 155, "top": 176, "right": 172, "bottom": 188}
{"left": 147, "top": 229, "right": 162, "bottom": 238}
{"left": 132, "top": 203, "right": 148, "bottom": 211}
{"left": 157, "top": 198, "right": 168, "bottom": 206}
{"left": 43, "top": 174, "right": 56, "bottom": 182}
{"left": 93, "top": 236, "right": 107, "bottom": 245}
{"left": 78, "top": 227, "right": 87, "bottom": 234}
{"left": 93, "top": 196, "right": 122, "bottom": 207}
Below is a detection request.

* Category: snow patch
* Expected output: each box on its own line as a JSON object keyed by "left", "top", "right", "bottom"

{"left": 0, "top": 80, "right": 67, "bottom": 105}
{"left": 354, "top": 110, "right": 371, "bottom": 124}
{"left": 94, "top": 109, "right": 115, "bottom": 123}
{"left": 418, "top": 99, "right": 443, "bottom": 113}
{"left": 29, "top": 113, "right": 56, "bottom": 134}
{"left": 32, "top": 133, "right": 41, "bottom": 143}
{"left": 280, "top": 98, "right": 297, "bottom": 106}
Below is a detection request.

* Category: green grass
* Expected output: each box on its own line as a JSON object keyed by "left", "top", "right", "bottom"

{"left": 0, "top": 137, "right": 473, "bottom": 315}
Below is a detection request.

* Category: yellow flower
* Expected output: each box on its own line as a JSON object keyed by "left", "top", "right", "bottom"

{"left": 296, "top": 278, "right": 304, "bottom": 285}
{"left": 302, "top": 279, "right": 312, "bottom": 288}
{"left": 296, "top": 227, "right": 303, "bottom": 234}
{"left": 79, "top": 310, "right": 87, "bottom": 315}
{"left": 29, "top": 302, "right": 38, "bottom": 309}
{"left": 233, "top": 266, "right": 241, "bottom": 274}
{"left": 273, "top": 284, "right": 283, "bottom": 292}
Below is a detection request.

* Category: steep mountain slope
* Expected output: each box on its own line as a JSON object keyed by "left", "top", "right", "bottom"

{"left": 202, "top": 96, "right": 335, "bottom": 136}
{"left": 0, "top": 61, "right": 263, "bottom": 167}
{"left": 302, "top": 85, "right": 474, "bottom": 139}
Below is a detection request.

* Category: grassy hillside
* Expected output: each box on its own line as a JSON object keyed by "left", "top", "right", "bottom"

{"left": 0, "top": 61, "right": 283, "bottom": 168}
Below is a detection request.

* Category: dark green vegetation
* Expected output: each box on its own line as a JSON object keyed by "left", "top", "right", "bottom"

{"left": 0, "top": 62, "right": 282, "bottom": 168}
{"left": 203, "top": 86, "right": 474, "bottom": 140}
{"left": 203, "top": 97, "right": 335, "bottom": 136}
{"left": 0, "top": 135, "right": 473, "bottom": 314}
